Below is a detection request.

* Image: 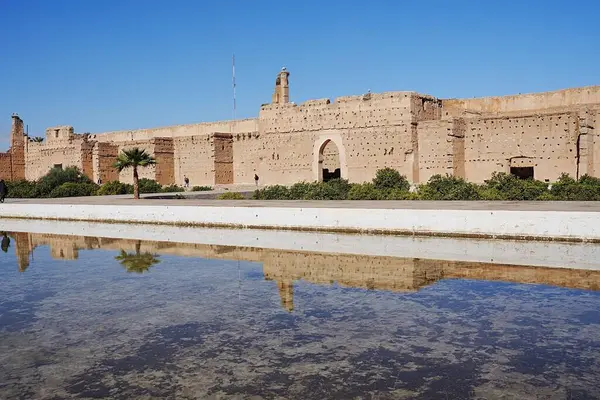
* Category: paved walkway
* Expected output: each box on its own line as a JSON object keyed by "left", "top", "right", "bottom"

{"left": 3, "top": 192, "right": 600, "bottom": 212}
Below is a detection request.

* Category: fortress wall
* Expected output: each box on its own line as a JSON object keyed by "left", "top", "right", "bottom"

{"left": 0, "top": 153, "right": 12, "bottom": 180}
{"left": 91, "top": 118, "right": 258, "bottom": 143}
{"left": 173, "top": 135, "right": 214, "bottom": 186}
{"left": 594, "top": 111, "right": 600, "bottom": 176}
{"left": 343, "top": 125, "right": 415, "bottom": 183}
{"left": 442, "top": 86, "right": 600, "bottom": 117}
{"left": 152, "top": 138, "right": 175, "bottom": 185}
{"left": 232, "top": 133, "right": 264, "bottom": 184}
{"left": 259, "top": 92, "right": 415, "bottom": 134}
{"left": 417, "top": 120, "right": 455, "bottom": 182}
{"left": 25, "top": 140, "right": 85, "bottom": 181}
{"left": 213, "top": 134, "right": 233, "bottom": 184}
{"left": 92, "top": 142, "right": 119, "bottom": 183}
{"left": 253, "top": 132, "right": 314, "bottom": 185}
{"left": 463, "top": 111, "right": 578, "bottom": 183}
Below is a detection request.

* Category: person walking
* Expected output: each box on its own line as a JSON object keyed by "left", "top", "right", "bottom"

{"left": 184, "top": 176, "right": 190, "bottom": 188}
{"left": 0, "top": 179, "right": 8, "bottom": 203}
{"left": 254, "top": 173, "right": 259, "bottom": 188}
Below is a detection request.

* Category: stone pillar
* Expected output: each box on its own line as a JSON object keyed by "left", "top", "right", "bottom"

{"left": 9, "top": 114, "right": 26, "bottom": 180}
{"left": 92, "top": 142, "right": 119, "bottom": 183}
{"left": 577, "top": 109, "right": 595, "bottom": 178}
{"left": 451, "top": 118, "right": 466, "bottom": 179}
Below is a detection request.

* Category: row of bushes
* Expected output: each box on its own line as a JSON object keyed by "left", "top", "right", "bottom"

{"left": 6, "top": 167, "right": 211, "bottom": 198}
{"left": 250, "top": 168, "right": 600, "bottom": 201}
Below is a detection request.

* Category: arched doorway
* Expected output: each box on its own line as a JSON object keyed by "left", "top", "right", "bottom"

{"left": 318, "top": 139, "right": 341, "bottom": 182}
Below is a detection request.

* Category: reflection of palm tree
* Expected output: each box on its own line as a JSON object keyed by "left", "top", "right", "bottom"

{"left": 115, "top": 241, "right": 160, "bottom": 274}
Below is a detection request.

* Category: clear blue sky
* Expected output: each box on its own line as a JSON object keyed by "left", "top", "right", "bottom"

{"left": 1, "top": 0, "right": 599, "bottom": 150}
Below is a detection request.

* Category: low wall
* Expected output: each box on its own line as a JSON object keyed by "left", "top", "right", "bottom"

{"left": 1, "top": 219, "right": 599, "bottom": 270}
{"left": 0, "top": 203, "right": 599, "bottom": 242}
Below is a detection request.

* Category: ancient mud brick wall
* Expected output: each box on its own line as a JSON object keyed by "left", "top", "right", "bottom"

{"left": 92, "top": 118, "right": 258, "bottom": 142}
{"left": 152, "top": 138, "right": 175, "bottom": 185}
{"left": 232, "top": 132, "right": 263, "bottom": 184}
{"left": 9, "top": 115, "right": 26, "bottom": 180}
{"left": 417, "top": 119, "right": 455, "bottom": 182}
{"left": 442, "top": 86, "right": 600, "bottom": 117}
{"left": 0, "top": 153, "right": 12, "bottom": 180}
{"left": 213, "top": 134, "right": 233, "bottom": 185}
{"left": 25, "top": 126, "right": 86, "bottom": 181}
{"left": 80, "top": 141, "right": 95, "bottom": 181}
{"left": 173, "top": 135, "right": 214, "bottom": 186}
{"left": 92, "top": 142, "right": 119, "bottom": 183}
{"left": 256, "top": 92, "right": 426, "bottom": 184}
{"left": 463, "top": 111, "right": 578, "bottom": 182}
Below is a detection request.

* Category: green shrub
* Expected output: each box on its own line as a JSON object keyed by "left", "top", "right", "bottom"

{"left": 253, "top": 185, "right": 290, "bottom": 200}
{"left": 288, "top": 179, "right": 351, "bottom": 200}
{"left": 483, "top": 172, "right": 547, "bottom": 200}
{"left": 477, "top": 187, "right": 504, "bottom": 200}
{"left": 536, "top": 192, "right": 558, "bottom": 201}
{"left": 347, "top": 183, "right": 382, "bottom": 200}
{"left": 381, "top": 188, "right": 417, "bottom": 200}
{"left": 97, "top": 181, "right": 134, "bottom": 196}
{"left": 138, "top": 178, "right": 162, "bottom": 194}
{"left": 48, "top": 182, "right": 99, "bottom": 198}
{"left": 372, "top": 168, "right": 410, "bottom": 191}
{"left": 217, "top": 192, "right": 245, "bottom": 200}
{"left": 37, "top": 166, "right": 93, "bottom": 197}
{"left": 192, "top": 185, "right": 212, "bottom": 191}
{"left": 6, "top": 180, "right": 40, "bottom": 198}
{"left": 418, "top": 175, "right": 481, "bottom": 200}
{"left": 549, "top": 173, "right": 600, "bottom": 201}
{"left": 160, "top": 184, "right": 184, "bottom": 193}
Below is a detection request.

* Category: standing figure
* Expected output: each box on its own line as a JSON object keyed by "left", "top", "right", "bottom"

{"left": 184, "top": 176, "right": 190, "bottom": 188}
{"left": 254, "top": 173, "right": 259, "bottom": 188}
{"left": 0, "top": 179, "right": 8, "bottom": 203}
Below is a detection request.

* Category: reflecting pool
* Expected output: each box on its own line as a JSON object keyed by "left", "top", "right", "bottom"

{"left": 1, "top": 231, "right": 600, "bottom": 399}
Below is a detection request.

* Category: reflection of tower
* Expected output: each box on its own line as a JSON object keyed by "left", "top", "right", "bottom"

{"left": 277, "top": 280, "right": 294, "bottom": 312}
{"left": 11, "top": 232, "right": 31, "bottom": 272}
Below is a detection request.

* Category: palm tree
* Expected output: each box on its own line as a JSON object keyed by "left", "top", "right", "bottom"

{"left": 113, "top": 148, "right": 156, "bottom": 199}
{"left": 115, "top": 241, "right": 160, "bottom": 274}
{"left": 29, "top": 136, "right": 44, "bottom": 143}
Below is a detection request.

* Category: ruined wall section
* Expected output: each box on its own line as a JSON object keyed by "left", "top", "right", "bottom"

{"left": 92, "top": 142, "right": 119, "bottom": 183}
{"left": 256, "top": 92, "right": 425, "bottom": 184}
{"left": 232, "top": 132, "right": 264, "bottom": 184}
{"left": 442, "top": 86, "right": 600, "bottom": 118}
{"left": 213, "top": 133, "right": 233, "bottom": 185}
{"left": 152, "top": 138, "right": 175, "bottom": 185}
{"left": 9, "top": 115, "right": 26, "bottom": 180}
{"left": 91, "top": 118, "right": 258, "bottom": 143}
{"left": 0, "top": 153, "right": 12, "bottom": 180}
{"left": 24, "top": 126, "right": 92, "bottom": 181}
{"left": 463, "top": 111, "right": 579, "bottom": 182}
{"left": 173, "top": 135, "right": 214, "bottom": 186}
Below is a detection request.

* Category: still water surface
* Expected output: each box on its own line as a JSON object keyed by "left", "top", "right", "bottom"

{"left": 1, "top": 232, "right": 600, "bottom": 399}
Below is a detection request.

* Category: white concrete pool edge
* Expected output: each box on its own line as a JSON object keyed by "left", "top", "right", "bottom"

{"left": 1, "top": 218, "right": 600, "bottom": 271}
{"left": 1, "top": 203, "right": 600, "bottom": 242}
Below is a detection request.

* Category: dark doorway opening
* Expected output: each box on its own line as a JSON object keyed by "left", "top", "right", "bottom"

{"left": 510, "top": 167, "right": 534, "bottom": 180}
{"left": 323, "top": 168, "right": 341, "bottom": 182}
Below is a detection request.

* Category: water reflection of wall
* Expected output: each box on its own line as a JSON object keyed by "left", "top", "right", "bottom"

{"left": 8, "top": 233, "right": 600, "bottom": 311}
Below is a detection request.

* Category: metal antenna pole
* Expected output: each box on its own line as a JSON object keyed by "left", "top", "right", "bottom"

{"left": 232, "top": 54, "right": 237, "bottom": 121}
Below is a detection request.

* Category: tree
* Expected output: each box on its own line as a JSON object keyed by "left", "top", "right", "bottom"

{"left": 29, "top": 136, "right": 44, "bottom": 143}
{"left": 115, "top": 241, "right": 160, "bottom": 274}
{"left": 113, "top": 148, "right": 156, "bottom": 199}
